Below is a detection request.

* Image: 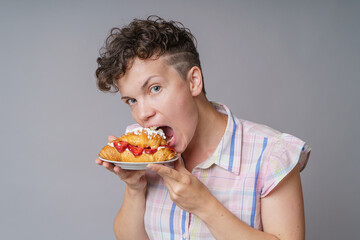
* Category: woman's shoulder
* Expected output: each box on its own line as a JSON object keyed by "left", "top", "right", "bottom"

{"left": 240, "top": 119, "right": 282, "bottom": 139}
{"left": 237, "top": 118, "right": 310, "bottom": 172}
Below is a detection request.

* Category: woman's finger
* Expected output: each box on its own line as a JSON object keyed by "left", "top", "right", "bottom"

{"left": 147, "top": 164, "right": 183, "bottom": 182}
{"left": 174, "top": 156, "right": 189, "bottom": 173}
{"left": 95, "top": 158, "right": 103, "bottom": 165}
{"left": 108, "top": 135, "right": 117, "bottom": 142}
{"left": 103, "top": 161, "right": 116, "bottom": 172}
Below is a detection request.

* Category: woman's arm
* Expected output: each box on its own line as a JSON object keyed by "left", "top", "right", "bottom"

{"left": 261, "top": 166, "right": 305, "bottom": 240}
{"left": 114, "top": 186, "right": 149, "bottom": 240}
{"left": 96, "top": 136, "right": 149, "bottom": 240}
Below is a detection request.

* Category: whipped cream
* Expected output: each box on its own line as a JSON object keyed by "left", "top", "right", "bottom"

{"left": 125, "top": 127, "right": 166, "bottom": 140}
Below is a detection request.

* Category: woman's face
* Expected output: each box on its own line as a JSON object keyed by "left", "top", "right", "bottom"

{"left": 117, "top": 57, "right": 199, "bottom": 153}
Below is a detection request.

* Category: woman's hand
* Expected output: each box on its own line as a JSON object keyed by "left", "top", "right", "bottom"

{"left": 95, "top": 135, "right": 147, "bottom": 191}
{"left": 147, "top": 156, "right": 214, "bottom": 215}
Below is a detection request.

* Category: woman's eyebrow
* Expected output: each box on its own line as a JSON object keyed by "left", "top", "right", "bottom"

{"left": 121, "top": 96, "right": 130, "bottom": 101}
{"left": 121, "top": 75, "right": 161, "bottom": 100}
{"left": 141, "top": 75, "right": 160, "bottom": 91}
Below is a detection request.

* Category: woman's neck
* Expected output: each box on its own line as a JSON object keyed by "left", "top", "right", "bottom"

{"left": 182, "top": 96, "right": 228, "bottom": 171}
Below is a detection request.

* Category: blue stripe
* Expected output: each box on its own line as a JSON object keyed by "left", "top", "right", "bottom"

{"left": 181, "top": 210, "right": 187, "bottom": 240}
{"left": 241, "top": 135, "right": 256, "bottom": 219}
{"left": 169, "top": 202, "right": 176, "bottom": 240}
{"left": 228, "top": 116, "right": 237, "bottom": 171}
{"left": 218, "top": 132, "right": 225, "bottom": 164}
{"left": 250, "top": 137, "right": 268, "bottom": 227}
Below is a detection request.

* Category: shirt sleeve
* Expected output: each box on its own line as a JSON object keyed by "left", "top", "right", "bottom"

{"left": 260, "top": 133, "right": 311, "bottom": 197}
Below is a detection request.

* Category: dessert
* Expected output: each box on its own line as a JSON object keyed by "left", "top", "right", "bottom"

{"left": 98, "top": 127, "right": 176, "bottom": 162}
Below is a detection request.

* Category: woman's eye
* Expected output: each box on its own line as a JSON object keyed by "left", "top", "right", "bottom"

{"left": 126, "top": 98, "right": 137, "bottom": 106}
{"left": 150, "top": 86, "right": 161, "bottom": 93}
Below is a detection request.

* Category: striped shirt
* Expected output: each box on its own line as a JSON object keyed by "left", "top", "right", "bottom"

{"left": 132, "top": 102, "right": 310, "bottom": 239}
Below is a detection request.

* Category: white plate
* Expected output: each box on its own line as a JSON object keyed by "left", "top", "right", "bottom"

{"left": 98, "top": 155, "right": 179, "bottom": 170}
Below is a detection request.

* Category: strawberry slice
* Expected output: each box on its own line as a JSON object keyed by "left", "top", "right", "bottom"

{"left": 144, "top": 148, "right": 157, "bottom": 154}
{"left": 113, "top": 141, "right": 129, "bottom": 153}
{"left": 128, "top": 145, "right": 144, "bottom": 156}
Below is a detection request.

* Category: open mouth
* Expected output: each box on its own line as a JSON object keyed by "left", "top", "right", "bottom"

{"left": 157, "top": 126, "right": 174, "bottom": 144}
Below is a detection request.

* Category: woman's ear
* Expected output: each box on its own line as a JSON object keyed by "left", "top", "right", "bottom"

{"left": 187, "top": 66, "right": 203, "bottom": 97}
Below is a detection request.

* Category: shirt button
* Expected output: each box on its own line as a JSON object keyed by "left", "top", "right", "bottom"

{"left": 182, "top": 233, "right": 190, "bottom": 239}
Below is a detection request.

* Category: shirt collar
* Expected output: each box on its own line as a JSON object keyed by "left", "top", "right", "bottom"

{"left": 196, "top": 102, "right": 242, "bottom": 175}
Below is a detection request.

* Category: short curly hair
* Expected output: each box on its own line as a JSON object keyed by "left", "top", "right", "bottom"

{"left": 95, "top": 15, "right": 205, "bottom": 94}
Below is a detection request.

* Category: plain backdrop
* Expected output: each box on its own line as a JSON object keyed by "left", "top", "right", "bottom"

{"left": 1, "top": 0, "right": 359, "bottom": 239}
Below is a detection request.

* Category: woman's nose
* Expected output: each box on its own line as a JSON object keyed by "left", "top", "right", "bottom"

{"left": 137, "top": 100, "right": 156, "bottom": 123}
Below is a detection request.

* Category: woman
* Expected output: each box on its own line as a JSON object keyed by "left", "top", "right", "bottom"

{"left": 95, "top": 15, "right": 310, "bottom": 240}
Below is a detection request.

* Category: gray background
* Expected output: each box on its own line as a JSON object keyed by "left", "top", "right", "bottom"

{"left": 1, "top": 0, "right": 359, "bottom": 239}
